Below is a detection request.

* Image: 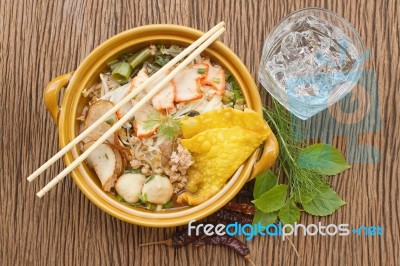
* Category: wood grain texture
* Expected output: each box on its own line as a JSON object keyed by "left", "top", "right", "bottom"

{"left": 1, "top": 0, "right": 399, "bottom": 265}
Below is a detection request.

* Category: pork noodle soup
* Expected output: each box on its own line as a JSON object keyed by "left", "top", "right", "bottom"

{"left": 79, "top": 44, "right": 246, "bottom": 211}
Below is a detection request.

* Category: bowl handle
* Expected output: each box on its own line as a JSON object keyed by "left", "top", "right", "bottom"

{"left": 248, "top": 128, "right": 280, "bottom": 180}
{"left": 44, "top": 72, "right": 73, "bottom": 124}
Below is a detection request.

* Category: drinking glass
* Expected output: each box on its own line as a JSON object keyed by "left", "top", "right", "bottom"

{"left": 259, "top": 8, "right": 366, "bottom": 119}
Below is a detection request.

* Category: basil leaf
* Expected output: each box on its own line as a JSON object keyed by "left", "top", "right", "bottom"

{"left": 252, "top": 184, "right": 288, "bottom": 213}
{"left": 298, "top": 144, "right": 351, "bottom": 175}
{"left": 303, "top": 187, "right": 346, "bottom": 216}
{"left": 252, "top": 209, "right": 278, "bottom": 226}
{"left": 252, "top": 209, "right": 278, "bottom": 235}
{"left": 253, "top": 170, "right": 278, "bottom": 199}
{"left": 293, "top": 187, "right": 318, "bottom": 204}
{"left": 278, "top": 198, "right": 301, "bottom": 225}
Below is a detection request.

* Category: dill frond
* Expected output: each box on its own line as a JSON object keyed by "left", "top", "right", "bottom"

{"left": 264, "top": 100, "right": 328, "bottom": 204}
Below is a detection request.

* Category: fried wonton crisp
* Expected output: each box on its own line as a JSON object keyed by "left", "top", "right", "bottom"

{"left": 176, "top": 127, "right": 266, "bottom": 206}
{"left": 180, "top": 108, "right": 271, "bottom": 139}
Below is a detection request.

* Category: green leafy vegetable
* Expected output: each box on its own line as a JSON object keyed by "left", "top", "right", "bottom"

{"left": 160, "top": 45, "right": 182, "bottom": 57}
{"left": 253, "top": 184, "right": 288, "bottom": 213}
{"left": 115, "top": 194, "right": 143, "bottom": 207}
{"left": 226, "top": 72, "right": 244, "bottom": 104}
{"left": 252, "top": 210, "right": 278, "bottom": 234}
{"left": 302, "top": 186, "right": 346, "bottom": 216}
{"left": 252, "top": 170, "right": 280, "bottom": 226}
{"left": 264, "top": 102, "right": 329, "bottom": 203}
{"left": 253, "top": 170, "right": 278, "bottom": 199}
{"left": 154, "top": 54, "right": 171, "bottom": 67}
{"left": 278, "top": 198, "right": 301, "bottom": 225}
{"left": 298, "top": 143, "right": 351, "bottom": 175}
{"left": 263, "top": 101, "right": 350, "bottom": 205}
{"left": 143, "top": 111, "right": 182, "bottom": 140}
{"left": 251, "top": 100, "right": 350, "bottom": 227}
{"left": 159, "top": 122, "right": 181, "bottom": 140}
{"left": 146, "top": 202, "right": 157, "bottom": 211}
{"left": 163, "top": 200, "right": 174, "bottom": 209}
{"left": 116, "top": 194, "right": 124, "bottom": 202}
{"left": 139, "top": 193, "right": 148, "bottom": 203}
{"left": 143, "top": 62, "right": 160, "bottom": 75}
{"left": 294, "top": 186, "right": 318, "bottom": 204}
{"left": 105, "top": 118, "right": 115, "bottom": 125}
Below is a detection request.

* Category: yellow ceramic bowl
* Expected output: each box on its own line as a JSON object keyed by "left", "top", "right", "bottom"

{"left": 44, "top": 25, "right": 279, "bottom": 227}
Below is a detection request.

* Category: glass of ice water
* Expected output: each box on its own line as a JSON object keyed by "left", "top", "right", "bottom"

{"left": 259, "top": 8, "right": 366, "bottom": 119}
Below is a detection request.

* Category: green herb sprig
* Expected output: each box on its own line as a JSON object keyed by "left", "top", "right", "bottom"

{"left": 252, "top": 100, "right": 350, "bottom": 226}
{"left": 143, "top": 111, "right": 182, "bottom": 140}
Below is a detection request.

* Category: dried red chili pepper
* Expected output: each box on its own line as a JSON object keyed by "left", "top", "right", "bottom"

{"left": 195, "top": 235, "right": 255, "bottom": 266}
{"left": 223, "top": 202, "right": 256, "bottom": 215}
{"left": 214, "top": 209, "right": 253, "bottom": 224}
{"left": 236, "top": 189, "right": 253, "bottom": 198}
{"left": 170, "top": 224, "right": 206, "bottom": 248}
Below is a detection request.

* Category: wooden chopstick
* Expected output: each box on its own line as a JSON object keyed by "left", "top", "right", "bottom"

{"left": 27, "top": 22, "right": 225, "bottom": 183}
{"left": 34, "top": 25, "right": 226, "bottom": 198}
{"left": 28, "top": 22, "right": 225, "bottom": 184}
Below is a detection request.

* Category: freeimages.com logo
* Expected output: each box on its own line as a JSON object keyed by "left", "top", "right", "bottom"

{"left": 188, "top": 220, "right": 383, "bottom": 241}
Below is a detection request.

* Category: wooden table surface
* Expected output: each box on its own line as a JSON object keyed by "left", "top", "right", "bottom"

{"left": 1, "top": 0, "right": 399, "bottom": 265}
